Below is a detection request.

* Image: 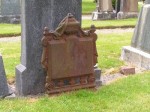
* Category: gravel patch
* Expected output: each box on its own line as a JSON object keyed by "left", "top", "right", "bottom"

{"left": 82, "top": 15, "right": 92, "bottom": 20}
{"left": 96, "top": 28, "right": 134, "bottom": 34}
{"left": 0, "top": 36, "right": 20, "bottom": 42}
{"left": 101, "top": 73, "right": 126, "bottom": 85}
{"left": 0, "top": 28, "right": 134, "bottom": 42}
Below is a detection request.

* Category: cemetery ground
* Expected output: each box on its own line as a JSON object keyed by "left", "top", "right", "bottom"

{"left": 0, "top": 73, "right": 149, "bottom": 112}
{"left": 0, "top": 32, "right": 133, "bottom": 79}
{"left": 0, "top": 30, "right": 150, "bottom": 111}
{"left": 82, "top": 0, "right": 143, "bottom": 14}
{"left": 0, "top": 0, "right": 143, "bottom": 37}
{"left": 82, "top": 0, "right": 95, "bottom": 14}
{"left": 0, "top": 24, "right": 21, "bottom": 37}
{"left": 0, "top": 0, "right": 149, "bottom": 111}
{"left": 0, "top": 18, "right": 137, "bottom": 37}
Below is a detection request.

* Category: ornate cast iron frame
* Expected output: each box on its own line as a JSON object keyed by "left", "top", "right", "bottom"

{"left": 41, "top": 14, "right": 98, "bottom": 94}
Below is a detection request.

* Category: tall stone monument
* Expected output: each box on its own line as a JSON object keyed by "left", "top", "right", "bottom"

{"left": 0, "top": 0, "right": 21, "bottom": 23}
{"left": 16, "top": 0, "right": 81, "bottom": 96}
{"left": 121, "top": 0, "right": 150, "bottom": 69}
{"left": 92, "top": 0, "right": 116, "bottom": 20}
{"left": 99, "top": 0, "right": 113, "bottom": 11}
{"left": 0, "top": 54, "right": 9, "bottom": 97}
{"left": 117, "top": 0, "right": 138, "bottom": 19}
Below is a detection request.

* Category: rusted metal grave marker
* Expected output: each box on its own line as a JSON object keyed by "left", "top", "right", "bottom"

{"left": 41, "top": 14, "right": 98, "bottom": 94}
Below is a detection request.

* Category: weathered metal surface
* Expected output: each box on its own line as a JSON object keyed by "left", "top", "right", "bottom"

{"left": 41, "top": 14, "right": 98, "bottom": 94}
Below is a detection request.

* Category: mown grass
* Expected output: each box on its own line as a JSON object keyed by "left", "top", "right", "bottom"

{"left": 0, "top": 72, "right": 150, "bottom": 112}
{"left": 0, "top": 24, "right": 21, "bottom": 37}
{"left": 0, "top": 18, "right": 137, "bottom": 37}
{"left": 82, "top": 18, "right": 137, "bottom": 29}
{"left": 97, "top": 32, "right": 132, "bottom": 71}
{"left": 82, "top": 0, "right": 96, "bottom": 14}
{"left": 0, "top": 41, "right": 20, "bottom": 79}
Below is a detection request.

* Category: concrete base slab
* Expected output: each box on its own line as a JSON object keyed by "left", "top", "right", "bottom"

{"left": 94, "top": 67, "right": 102, "bottom": 87}
{"left": 117, "top": 12, "right": 138, "bottom": 19}
{"left": 92, "top": 11, "right": 116, "bottom": 20}
{"left": 121, "top": 46, "right": 150, "bottom": 69}
{"left": 16, "top": 64, "right": 46, "bottom": 96}
{"left": 5, "top": 93, "right": 16, "bottom": 99}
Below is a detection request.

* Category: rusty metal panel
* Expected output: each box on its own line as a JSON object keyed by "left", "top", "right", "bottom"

{"left": 47, "top": 37, "right": 93, "bottom": 79}
{"left": 41, "top": 13, "right": 98, "bottom": 94}
{"left": 76, "top": 38, "right": 94, "bottom": 75}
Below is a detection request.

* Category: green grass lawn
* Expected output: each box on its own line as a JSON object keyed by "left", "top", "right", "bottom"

{"left": 0, "top": 72, "right": 149, "bottom": 112}
{"left": 82, "top": 18, "right": 137, "bottom": 29}
{"left": 97, "top": 32, "right": 132, "bottom": 71}
{"left": 0, "top": 18, "right": 137, "bottom": 37}
{"left": 0, "top": 41, "right": 20, "bottom": 78}
{"left": 82, "top": 0, "right": 96, "bottom": 14}
{"left": 0, "top": 24, "right": 21, "bottom": 37}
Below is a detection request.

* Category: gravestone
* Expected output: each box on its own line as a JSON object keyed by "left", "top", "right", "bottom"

{"left": 115, "top": 0, "right": 121, "bottom": 14}
{"left": 98, "top": 0, "right": 113, "bottom": 11}
{"left": 92, "top": 0, "right": 116, "bottom": 20}
{"left": 0, "top": 0, "right": 21, "bottom": 15}
{"left": 145, "top": 0, "right": 150, "bottom": 4}
{"left": 0, "top": 0, "right": 21, "bottom": 23}
{"left": 0, "top": 54, "right": 9, "bottom": 97}
{"left": 117, "top": 0, "right": 138, "bottom": 19}
{"left": 121, "top": 0, "right": 150, "bottom": 69}
{"left": 16, "top": 0, "right": 82, "bottom": 96}
{"left": 41, "top": 14, "right": 98, "bottom": 94}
